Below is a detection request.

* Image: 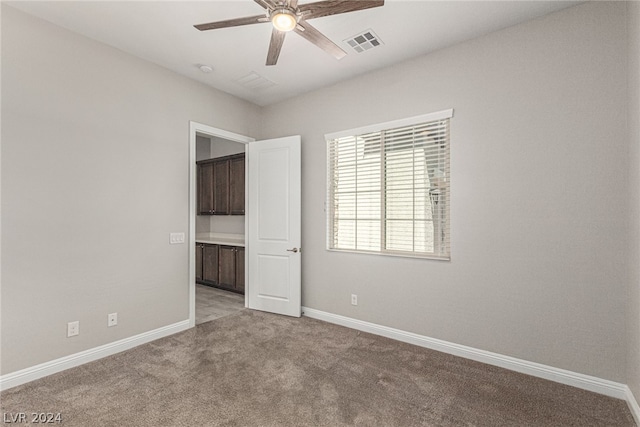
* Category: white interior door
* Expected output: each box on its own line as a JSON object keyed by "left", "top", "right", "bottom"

{"left": 247, "top": 135, "right": 301, "bottom": 317}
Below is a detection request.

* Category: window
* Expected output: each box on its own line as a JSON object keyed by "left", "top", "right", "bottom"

{"left": 326, "top": 109, "right": 452, "bottom": 260}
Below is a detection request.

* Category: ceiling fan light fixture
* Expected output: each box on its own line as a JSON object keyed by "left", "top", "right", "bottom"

{"left": 271, "top": 8, "right": 297, "bottom": 32}
{"left": 193, "top": 0, "right": 385, "bottom": 65}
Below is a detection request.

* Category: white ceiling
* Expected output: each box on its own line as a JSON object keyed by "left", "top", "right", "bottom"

{"left": 8, "top": 0, "right": 581, "bottom": 106}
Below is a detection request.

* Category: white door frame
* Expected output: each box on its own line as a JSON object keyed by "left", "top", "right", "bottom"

{"left": 188, "top": 121, "right": 254, "bottom": 328}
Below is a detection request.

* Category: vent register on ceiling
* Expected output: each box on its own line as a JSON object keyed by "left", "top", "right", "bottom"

{"left": 344, "top": 30, "right": 382, "bottom": 53}
{"left": 194, "top": 0, "right": 385, "bottom": 66}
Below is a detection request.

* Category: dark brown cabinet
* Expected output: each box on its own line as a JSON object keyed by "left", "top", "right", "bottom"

{"left": 212, "top": 158, "right": 230, "bottom": 215}
{"left": 202, "top": 244, "right": 219, "bottom": 284}
{"left": 195, "top": 243, "right": 219, "bottom": 285}
{"left": 235, "top": 247, "right": 245, "bottom": 293}
{"left": 229, "top": 155, "right": 245, "bottom": 215}
{"left": 218, "top": 246, "right": 236, "bottom": 289}
{"left": 195, "top": 243, "right": 245, "bottom": 294}
{"left": 197, "top": 153, "right": 244, "bottom": 216}
{"left": 197, "top": 162, "right": 214, "bottom": 215}
{"left": 195, "top": 243, "right": 203, "bottom": 282}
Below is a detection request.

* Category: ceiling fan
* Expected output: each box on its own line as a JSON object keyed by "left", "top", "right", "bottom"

{"left": 194, "top": 0, "right": 384, "bottom": 66}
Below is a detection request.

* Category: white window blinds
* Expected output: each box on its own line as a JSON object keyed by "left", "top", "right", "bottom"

{"left": 326, "top": 110, "right": 452, "bottom": 260}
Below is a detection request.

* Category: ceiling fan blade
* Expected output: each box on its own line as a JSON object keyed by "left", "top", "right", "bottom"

{"left": 294, "top": 21, "right": 347, "bottom": 60}
{"left": 266, "top": 28, "right": 287, "bottom": 66}
{"left": 254, "top": 0, "right": 277, "bottom": 10}
{"left": 298, "top": 0, "right": 384, "bottom": 20}
{"left": 194, "top": 14, "right": 268, "bottom": 31}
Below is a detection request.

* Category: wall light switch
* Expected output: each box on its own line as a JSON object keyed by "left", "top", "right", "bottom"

{"left": 170, "top": 232, "right": 185, "bottom": 244}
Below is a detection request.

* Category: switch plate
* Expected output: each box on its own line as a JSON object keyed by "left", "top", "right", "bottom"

{"left": 169, "top": 232, "right": 185, "bottom": 244}
{"left": 67, "top": 321, "right": 79, "bottom": 337}
{"left": 108, "top": 313, "right": 118, "bottom": 327}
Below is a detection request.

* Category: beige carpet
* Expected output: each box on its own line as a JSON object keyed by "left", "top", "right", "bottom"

{"left": 0, "top": 310, "right": 635, "bottom": 426}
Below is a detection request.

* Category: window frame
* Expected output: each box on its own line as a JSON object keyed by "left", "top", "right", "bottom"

{"left": 325, "top": 109, "right": 453, "bottom": 261}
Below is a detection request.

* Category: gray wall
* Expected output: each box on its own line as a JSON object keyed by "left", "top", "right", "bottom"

{"left": 628, "top": 1, "right": 640, "bottom": 402}
{"left": 196, "top": 135, "right": 212, "bottom": 162}
{"left": 0, "top": 6, "right": 260, "bottom": 374}
{"left": 259, "top": 2, "right": 629, "bottom": 382}
{"left": 210, "top": 137, "right": 245, "bottom": 158}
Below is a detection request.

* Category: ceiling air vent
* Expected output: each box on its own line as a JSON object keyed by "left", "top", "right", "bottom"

{"left": 344, "top": 30, "right": 383, "bottom": 53}
{"left": 235, "top": 72, "right": 276, "bottom": 91}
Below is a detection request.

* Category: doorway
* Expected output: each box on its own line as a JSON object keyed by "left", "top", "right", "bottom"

{"left": 189, "top": 122, "right": 303, "bottom": 326}
{"left": 188, "top": 122, "right": 254, "bottom": 327}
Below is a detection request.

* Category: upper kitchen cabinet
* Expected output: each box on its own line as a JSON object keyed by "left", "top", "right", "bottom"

{"left": 197, "top": 153, "right": 245, "bottom": 216}
{"left": 229, "top": 155, "right": 245, "bottom": 215}
{"left": 197, "top": 161, "right": 214, "bottom": 215}
{"left": 212, "top": 157, "right": 230, "bottom": 215}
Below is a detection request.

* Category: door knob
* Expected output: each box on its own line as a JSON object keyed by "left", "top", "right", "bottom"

{"left": 286, "top": 248, "right": 299, "bottom": 253}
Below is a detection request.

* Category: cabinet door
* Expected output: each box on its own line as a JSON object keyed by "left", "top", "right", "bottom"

{"left": 235, "top": 247, "right": 245, "bottom": 293}
{"left": 202, "top": 244, "right": 219, "bottom": 284}
{"left": 218, "top": 246, "right": 236, "bottom": 289}
{"left": 195, "top": 244, "right": 203, "bottom": 282}
{"left": 213, "top": 159, "right": 230, "bottom": 215}
{"left": 230, "top": 154, "right": 245, "bottom": 215}
{"left": 198, "top": 162, "right": 214, "bottom": 215}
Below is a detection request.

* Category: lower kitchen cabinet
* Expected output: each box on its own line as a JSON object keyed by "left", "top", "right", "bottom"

{"left": 202, "top": 244, "right": 219, "bottom": 284}
{"left": 218, "top": 246, "right": 236, "bottom": 289}
{"left": 236, "top": 247, "right": 245, "bottom": 293}
{"left": 195, "top": 243, "right": 203, "bottom": 282}
{"left": 196, "top": 243, "right": 245, "bottom": 295}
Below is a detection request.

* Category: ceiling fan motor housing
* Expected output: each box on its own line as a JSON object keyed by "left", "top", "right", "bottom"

{"left": 270, "top": 6, "right": 299, "bottom": 32}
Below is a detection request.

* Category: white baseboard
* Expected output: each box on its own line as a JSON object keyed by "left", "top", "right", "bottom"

{"left": 0, "top": 320, "right": 191, "bottom": 391}
{"left": 302, "top": 307, "right": 630, "bottom": 402}
{"left": 626, "top": 386, "right": 640, "bottom": 426}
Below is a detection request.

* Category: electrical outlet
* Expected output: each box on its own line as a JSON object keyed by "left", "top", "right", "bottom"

{"left": 108, "top": 313, "right": 118, "bottom": 327}
{"left": 351, "top": 294, "right": 358, "bottom": 306}
{"left": 67, "top": 321, "right": 79, "bottom": 337}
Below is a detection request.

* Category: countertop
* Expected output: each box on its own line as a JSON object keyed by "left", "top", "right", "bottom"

{"left": 195, "top": 233, "right": 245, "bottom": 247}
